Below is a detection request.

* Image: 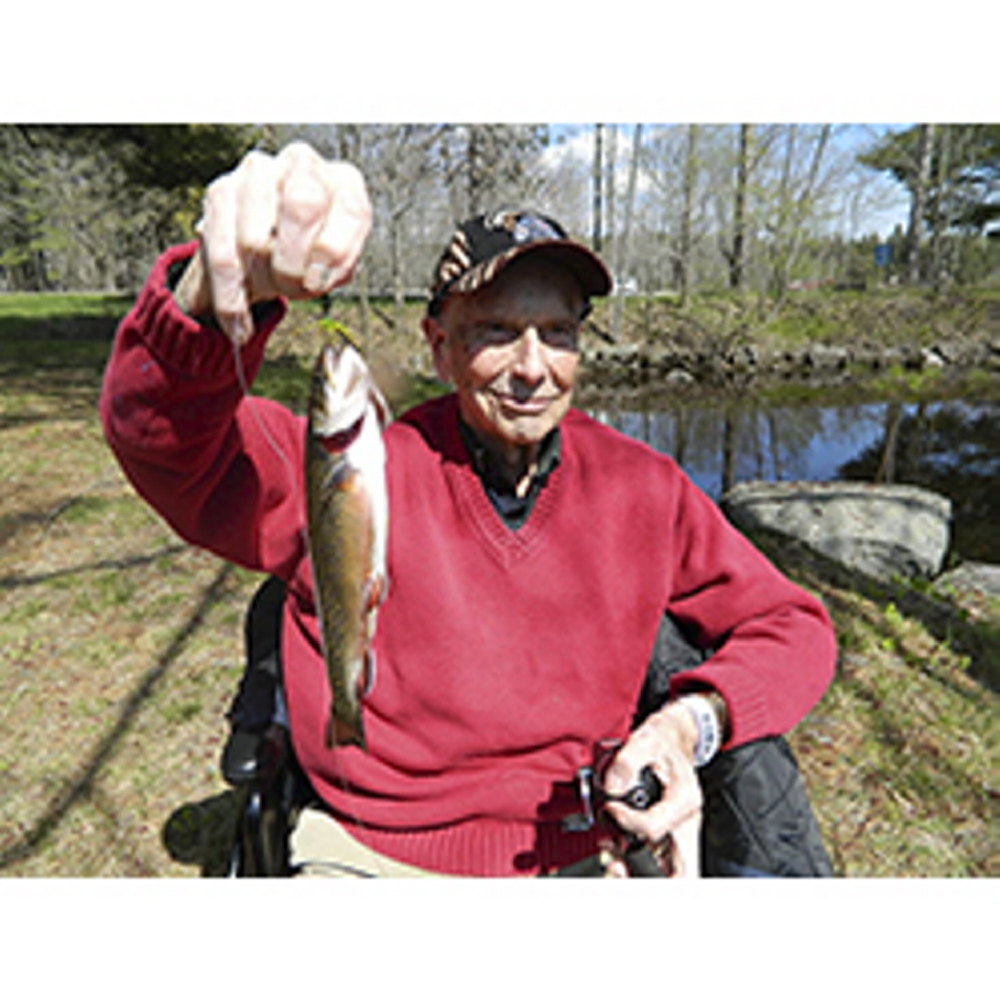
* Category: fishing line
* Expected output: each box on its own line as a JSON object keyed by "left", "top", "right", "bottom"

{"left": 231, "top": 333, "right": 300, "bottom": 479}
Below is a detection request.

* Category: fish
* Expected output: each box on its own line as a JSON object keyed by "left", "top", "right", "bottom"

{"left": 305, "top": 342, "right": 390, "bottom": 750}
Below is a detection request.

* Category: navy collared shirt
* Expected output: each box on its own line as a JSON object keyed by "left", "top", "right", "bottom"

{"left": 457, "top": 417, "right": 561, "bottom": 531}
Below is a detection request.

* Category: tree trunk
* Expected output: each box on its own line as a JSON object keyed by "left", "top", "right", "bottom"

{"left": 729, "top": 125, "right": 751, "bottom": 291}
{"left": 468, "top": 127, "right": 485, "bottom": 217}
{"left": 611, "top": 125, "right": 643, "bottom": 340}
{"left": 771, "top": 124, "right": 831, "bottom": 311}
{"left": 678, "top": 124, "right": 698, "bottom": 308}
{"left": 931, "top": 125, "right": 952, "bottom": 294}
{"left": 592, "top": 124, "right": 604, "bottom": 252}
{"left": 604, "top": 124, "right": 618, "bottom": 271}
{"left": 905, "top": 124, "right": 935, "bottom": 286}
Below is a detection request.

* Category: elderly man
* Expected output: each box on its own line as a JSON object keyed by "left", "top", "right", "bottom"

{"left": 101, "top": 142, "right": 837, "bottom": 877}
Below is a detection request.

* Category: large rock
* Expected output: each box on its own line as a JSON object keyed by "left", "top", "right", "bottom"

{"left": 720, "top": 481, "right": 952, "bottom": 581}
{"left": 935, "top": 561, "right": 1000, "bottom": 598}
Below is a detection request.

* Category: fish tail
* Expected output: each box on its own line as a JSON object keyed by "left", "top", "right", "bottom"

{"left": 326, "top": 711, "right": 365, "bottom": 750}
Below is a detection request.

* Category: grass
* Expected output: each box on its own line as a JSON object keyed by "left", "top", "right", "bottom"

{"left": 0, "top": 292, "right": 996, "bottom": 877}
{"left": 0, "top": 290, "right": 132, "bottom": 312}
{"left": 607, "top": 283, "right": 1000, "bottom": 356}
{"left": 744, "top": 526, "right": 999, "bottom": 877}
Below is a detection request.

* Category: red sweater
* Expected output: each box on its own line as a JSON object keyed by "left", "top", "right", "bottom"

{"left": 101, "top": 244, "right": 837, "bottom": 876}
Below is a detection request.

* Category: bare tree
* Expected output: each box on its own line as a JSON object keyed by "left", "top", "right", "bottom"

{"left": 439, "top": 125, "right": 549, "bottom": 219}
{"left": 677, "top": 124, "right": 699, "bottom": 307}
{"left": 369, "top": 125, "right": 445, "bottom": 304}
{"left": 906, "top": 124, "right": 935, "bottom": 285}
{"left": 611, "top": 124, "right": 643, "bottom": 338}
{"left": 930, "top": 125, "right": 952, "bottom": 292}
{"left": 723, "top": 125, "right": 753, "bottom": 292}
{"left": 765, "top": 124, "right": 832, "bottom": 309}
{"left": 603, "top": 125, "right": 619, "bottom": 269}
{"left": 592, "top": 123, "right": 604, "bottom": 252}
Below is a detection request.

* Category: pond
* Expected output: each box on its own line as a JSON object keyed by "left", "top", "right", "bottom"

{"left": 583, "top": 381, "right": 1000, "bottom": 565}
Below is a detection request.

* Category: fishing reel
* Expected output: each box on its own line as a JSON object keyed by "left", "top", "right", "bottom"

{"left": 562, "top": 740, "right": 672, "bottom": 877}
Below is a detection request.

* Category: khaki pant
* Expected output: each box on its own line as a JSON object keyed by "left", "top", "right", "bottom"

{"left": 288, "top": 805, "right": 450, "bottom": 877}
{"left": 288, "top": 803, "right": 698, "bottom": 878}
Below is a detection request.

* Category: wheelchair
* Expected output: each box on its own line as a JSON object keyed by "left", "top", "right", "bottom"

{"left": 220, "top": 576, "right": 306, "bottom": 876}
{"left": 221, "top": 576, "right": 834, "bottom": 877}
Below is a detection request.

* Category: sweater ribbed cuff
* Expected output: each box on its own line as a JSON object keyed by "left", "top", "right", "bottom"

{"left": 669, "top": 662, "right": 770, "bottom": 750}
{"left": 133, "top": 241, "right": 286, "bottom": 384}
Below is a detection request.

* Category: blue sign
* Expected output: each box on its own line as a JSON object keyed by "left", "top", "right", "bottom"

{"left": 874, "top": 244, "right": 892, "bottom": 267}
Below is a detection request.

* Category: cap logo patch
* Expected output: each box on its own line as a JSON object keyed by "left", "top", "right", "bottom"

{"left": 427, "top": 209, "right": 608, "bottom": 316}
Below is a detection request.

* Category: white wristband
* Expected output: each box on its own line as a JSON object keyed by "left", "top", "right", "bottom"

{"left": 682, "top": 694, "right": 722, "bottom": 768}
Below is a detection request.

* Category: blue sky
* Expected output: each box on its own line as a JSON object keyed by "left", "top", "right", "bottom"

{"left": 547, "top": 123, "right": 912, "bottom": 239}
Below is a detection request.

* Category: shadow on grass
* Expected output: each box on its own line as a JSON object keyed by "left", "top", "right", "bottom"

{"left": 0, "top": 334, "right": 113, "bottom": 426}
{"left": 0, "top": 544, "right": 189, "bottom": 589}
{"left": 0, "top": 562, "right": 236, "bottom": 873}
{"left": 0, "top": 309, "right": 126, "bottom": 343}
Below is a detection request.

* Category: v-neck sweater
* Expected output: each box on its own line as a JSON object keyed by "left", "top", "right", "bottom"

{"left": 100, "top": 243, "right": 837, "bottom": 876}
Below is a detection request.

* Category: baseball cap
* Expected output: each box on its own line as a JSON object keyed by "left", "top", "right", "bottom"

{"left": 427, "top": 209, "right": 612, "bottom": 316}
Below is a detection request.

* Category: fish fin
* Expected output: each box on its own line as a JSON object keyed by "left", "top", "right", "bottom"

{"left": 365, "top": 572, "right": 388, "bottom": 612}
{"left": 361, "top": 649, "right": 376, "bottom": 697}
{"left": 369, "top": 382, "right": 392, "bottom": 429}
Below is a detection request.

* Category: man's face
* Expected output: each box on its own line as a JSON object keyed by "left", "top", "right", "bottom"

{"left": 423, "top": 256, "right": 586, "bottom": 456}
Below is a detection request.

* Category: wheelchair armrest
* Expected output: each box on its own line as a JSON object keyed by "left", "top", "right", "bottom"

{"left": 223, "top": 577, "right": 289, "bottom": 788}
{"left": 222, "top": 722, "right": 289, "bottom": 788}
{"left": 222, "top": 729, "right": 265, "bottom": 786}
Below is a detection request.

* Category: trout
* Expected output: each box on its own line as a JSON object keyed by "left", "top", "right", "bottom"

{"left": 305, "top": 343, "right": 390, "bottom": 750}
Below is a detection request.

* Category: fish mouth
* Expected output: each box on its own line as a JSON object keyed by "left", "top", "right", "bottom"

{"left": 312, "top": 345, "right": 372, "bottom": 435}
{"left": 317, "top": 415, "right": 366, "bottom": 453}
{"left": 322, "top": 344, "right": 369, "bottom": 400}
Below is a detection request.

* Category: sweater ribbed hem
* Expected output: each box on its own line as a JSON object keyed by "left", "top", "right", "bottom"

{"left": 333, "top": 813, "right": 603, "bottom": 877}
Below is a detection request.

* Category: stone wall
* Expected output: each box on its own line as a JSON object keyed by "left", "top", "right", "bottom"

{"left": 582, "top": 334, "right": 1000, "bottom": 389}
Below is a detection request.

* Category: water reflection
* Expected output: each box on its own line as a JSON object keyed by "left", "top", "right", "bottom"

{"left": 589, "top": 392, "right": 1000, "bottom": 563}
